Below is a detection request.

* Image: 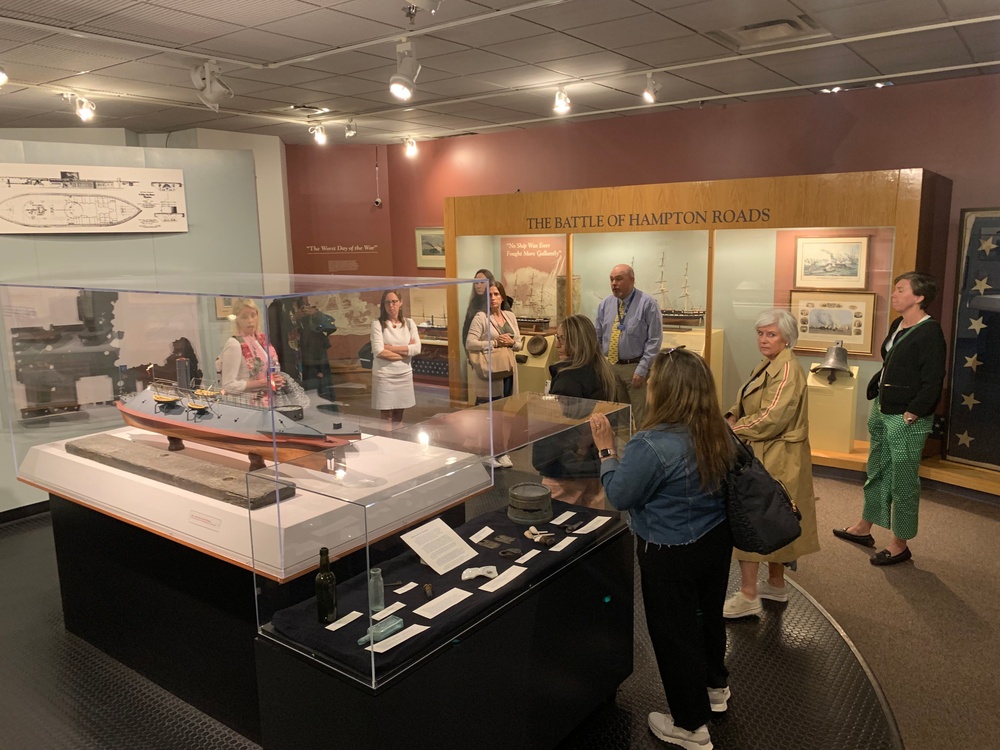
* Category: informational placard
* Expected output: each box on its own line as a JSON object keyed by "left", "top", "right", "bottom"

{"left": 400, "top": 517, "right": 478, "bottom": 575}
{"left": 0, "top": 163, "right": 187, "bottom": 233}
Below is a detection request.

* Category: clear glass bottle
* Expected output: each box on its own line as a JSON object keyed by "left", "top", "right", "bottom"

{"left": 368, "top": 567, "right": 385, "bottom": 612}
{"left": 315, "top": 547, "right": 337, "bottom": 624}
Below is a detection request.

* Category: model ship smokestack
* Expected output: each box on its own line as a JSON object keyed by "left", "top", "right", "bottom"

{"left": 176, "top": 357, "right": 191, "bottom": 390}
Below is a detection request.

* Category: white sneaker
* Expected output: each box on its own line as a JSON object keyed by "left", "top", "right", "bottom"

{"left": 707, "top": 686, "right": 730, "bottom": 713}
{"left": 757, "top": 580, "right": 789, "bottom": 602}
{"left": 723, "top": 591, "right": 762, "bottom": 619}
{"left": 647, "top": 712, "right": 713, "bottom": 749}
{"left": 484, "top": 457, "right": 502, "bottom": 469}
{"left": 496, "top": 454, "right": 513, "bottom": 468}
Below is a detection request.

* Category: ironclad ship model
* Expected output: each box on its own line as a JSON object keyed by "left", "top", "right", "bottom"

{"left": 117, "top": 372, "right": 359, "bottom": 470}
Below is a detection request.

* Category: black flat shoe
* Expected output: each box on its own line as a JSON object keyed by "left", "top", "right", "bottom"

{"left": 833, "top": 527, "right": 876, "bottom": 547}
{"left": 870, "top": 547, "right": 912, "bottom": 566}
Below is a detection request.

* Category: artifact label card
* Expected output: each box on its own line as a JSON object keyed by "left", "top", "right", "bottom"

{"left": 551, "top": 511, "right": 577, "bottom": 526}
{"left": 479, "top": 565, "right": 527, "bottom": 593}
{"left": 470, "top": 526, "right": 494, "bottom": 543}
{"left": 393, "top": 582, "right": 417, "bottom": 594}
{"left": 325, "top": 611, "right": 363, "bottom": 632}
{"left": 368, "top": 624, "right": 430, "bottom": 653}
{"left": 373, "top": 601, "right": 406, "bottom": 621}
{"left": 401, "top": 518, "right": 478, "bottom": 575}
{"left": 574, "top": 515, "right": 612, "bottom": 535}
{"left": 413, "top": 587, "right": 472, "bottom": 619}
{"left": 515, "top": 549, "right": 541, "bottom": 564}
{"left": 549, "top": 536, "right": 577, "bottom": 553}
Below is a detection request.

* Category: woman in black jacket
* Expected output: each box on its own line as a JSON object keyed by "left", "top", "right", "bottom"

{"left": 834, "top": 272, "right": 946, "bottom": 566}
{"left": 531, "top": 314, "right": 616, "bottom": 507}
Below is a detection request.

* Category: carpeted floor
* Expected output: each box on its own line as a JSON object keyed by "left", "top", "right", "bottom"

{"left": 792, "top": 469, "right": 1000, "bottom": 750}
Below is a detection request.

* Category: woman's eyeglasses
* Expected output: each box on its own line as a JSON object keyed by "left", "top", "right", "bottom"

{"left": 555, "top": 333, "right": 564, "bottom": 341}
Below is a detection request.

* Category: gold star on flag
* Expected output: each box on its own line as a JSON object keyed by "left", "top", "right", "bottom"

{"left": 961, "top": 393, "right": 980, "bottom": 410}
{"left": 981, "top": 235, "right": 998, "bottom": 256}
{"left": 971, "top": 276, "right": 992, "bottom": 295}
{"left": 956, "top": 431, "right": 974, "bottom": 448}
{"left": 964, "top": 354, "right": 983, "bottom": 372}
{"left": 969, "top": 317, "right": 987, "bottom": 334}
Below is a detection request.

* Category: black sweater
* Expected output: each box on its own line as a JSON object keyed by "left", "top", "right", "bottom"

{"left": 865, "top": 316, "right": 946, "bottom": 416}
{"left": 530, "top": 362, "right": 609, "bottom": 478}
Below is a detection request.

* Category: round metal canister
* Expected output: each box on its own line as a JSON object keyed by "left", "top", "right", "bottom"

{"left": 507, "top": 482, "right": 553, "bottom": 525}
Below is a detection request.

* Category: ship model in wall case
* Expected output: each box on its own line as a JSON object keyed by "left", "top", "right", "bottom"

{"left": 655, "top": 256, "right": 705, "bottom": 328}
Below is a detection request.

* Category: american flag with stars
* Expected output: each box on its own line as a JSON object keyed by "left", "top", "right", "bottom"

{"left": 947, "top": 209, "right": 1000, "bottom": 469}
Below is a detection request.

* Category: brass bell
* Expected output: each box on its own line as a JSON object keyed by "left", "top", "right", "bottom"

{"left": 810, "top": 340, "right": 853, "bottom": 384}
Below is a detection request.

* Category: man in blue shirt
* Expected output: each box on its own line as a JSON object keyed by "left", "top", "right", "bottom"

{"left": 596, "top": 264, "right": 663, "bottom": 426}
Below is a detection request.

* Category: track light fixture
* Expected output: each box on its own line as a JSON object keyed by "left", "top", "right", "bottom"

{"left": 63, "top": 92, "right": 95, "bottom": 122}
{"left": 642, "top": 73, "right": 661, "bottom": 104}
{"left": 820, "top": 86, "right": 843, "bottom": 94}
{"left": 404, "top": 137, "right": 417, "bottom": 157}
{"left": 309, "top": 124, "right": 327, "bottom": 145}
{"left": 190, "top": 60, "right": 234, "bottom": 112}
{"left": 390, "top": 41, "right": 421, "bottom": 101}
{"left": 0, "top": 66, "right": 8, "bottom": 87}
{"left": 553, "top": 87, "right": 570, "bottom": 115}
{"left": 345, "top": 119, "right": 357, "bottom": 138}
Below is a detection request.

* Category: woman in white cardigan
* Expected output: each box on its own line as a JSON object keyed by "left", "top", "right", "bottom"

{"left": 370, "top": 289, "right": 421, "bottom": 430}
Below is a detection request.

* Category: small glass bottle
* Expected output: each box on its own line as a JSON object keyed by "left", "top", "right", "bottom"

{"left": 368, "top": 567, "right": 385, "bottom": 612}
{"left": 315, "top": 547, "right": 337, "bottom": 624}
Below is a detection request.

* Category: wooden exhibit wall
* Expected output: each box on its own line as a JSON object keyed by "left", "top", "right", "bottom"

{"left": 442, "top": 168, "right": 943, "bottom": 397}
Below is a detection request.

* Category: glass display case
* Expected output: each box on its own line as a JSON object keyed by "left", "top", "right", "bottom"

{"left": 252, "top": 391, "right": 632, "bottom": 691}
{"left": 0, "top": 273, "right": 488, "bottom": 571}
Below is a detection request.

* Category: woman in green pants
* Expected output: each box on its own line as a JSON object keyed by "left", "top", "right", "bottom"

{"left": 833, "top": 272, "right": 946, "bottom": 565}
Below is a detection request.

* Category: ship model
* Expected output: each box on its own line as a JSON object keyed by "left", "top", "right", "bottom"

{"left": 513, "top": 272, "right": 551, "bottom": 332}
{"left": 117, "top": 372, "right": 360, "bottom": 471}
{"left": 416, "top": 305, "right": 448, "bottom": 337}
{"left": 656, "top": 258, "right": 705, "bottom": 327}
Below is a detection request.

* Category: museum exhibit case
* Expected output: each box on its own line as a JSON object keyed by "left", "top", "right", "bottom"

{"left": 252, "top": 391, "right": 634, "bottom": 750}
{"left": 0, "top": 272, "right": 498, "bottom": 740}
{"left": 442, "top": 169, "right": 962, "bottom": 476}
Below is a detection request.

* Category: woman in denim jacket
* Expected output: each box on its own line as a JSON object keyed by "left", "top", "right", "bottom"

{"left": 590, "top": 347, "right": 734, "bottom": 750}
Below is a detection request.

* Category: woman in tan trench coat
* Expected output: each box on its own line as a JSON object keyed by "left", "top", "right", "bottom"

{"left": 723, "top": 308, "right": 820, "bottom": 618}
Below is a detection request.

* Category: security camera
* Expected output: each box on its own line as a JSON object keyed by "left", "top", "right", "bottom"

{"left": 373, "top": 197, "right": 383, "bottom": 207}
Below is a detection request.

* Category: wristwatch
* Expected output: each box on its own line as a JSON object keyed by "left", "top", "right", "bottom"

{"left": 599, "top": 448, "right": 616, "bottom": 459}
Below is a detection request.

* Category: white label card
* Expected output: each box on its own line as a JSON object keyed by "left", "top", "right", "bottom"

{"left": 372, "top": 601, "right": 406, "bottom": 621}
{"left": 368, "top": 624, "right": 430, "bottom": 653}
{"left": 413, "top": 587, "right": 473, "bottom": 619}
{"left": 393, "top": 582, "right": 417, "bottom": 594}
{"left": 551, "top": 511, "right": 577, "bottom": 526}
{"left": 324, "top": 610, "right": 363, "bottom": 632}
{"left": 574, "top": 515, "right": 613, "bottom": 535}
{"left": 515, "top": 549, "right": 540, "bottom": 564}
{"left": 549, "top": 536, "right": 578, "bottom": 552}
{"left": 401, "top": 518, "right": 478, "bottom": 575}
{"left": 470, "top": 526, "right": 494, "bottom": 543}
{"left": 479, "top": 565, "right": 527, "bottom": 592}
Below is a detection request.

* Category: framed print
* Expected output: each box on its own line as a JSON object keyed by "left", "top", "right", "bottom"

{"left": 415, "top": 227, "right": 445, "bottom": 269}
{"left": 790, "top": 290, "right": 877, "bottom": 354}
{"left": 795, "top": 237, "right": 868, "bottom": 289}
{"left": 215, "top": 296, "right": 235, "bottom": 319}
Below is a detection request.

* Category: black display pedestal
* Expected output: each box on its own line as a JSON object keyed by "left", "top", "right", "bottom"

{"left": 47, "top": 494, "right": 313, "bottom": 743}
{"left": 255, "top": 527, "right": 634, "bottom": 750}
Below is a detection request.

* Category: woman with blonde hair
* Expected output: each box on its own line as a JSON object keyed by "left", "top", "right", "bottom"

{"left": 532, "top": 314, "right": 616, "bottom": 506}
{"left": 218, "top": 298, "right": 308, "bottom": 406}
{"left": 590, "top": 347, "right": 734, "bottom": 749}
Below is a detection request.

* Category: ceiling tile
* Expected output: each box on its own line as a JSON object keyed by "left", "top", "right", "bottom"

{"left": 513, "top": 0, "right": 648, "bottom": 30}
{"left": 420, "top": 48, "right": 522, "bottom": 75}
{"left": 78, "top": 6, "right": 241, "bottom": 46}
{"left": 1, "top": 61, "right": 85, "bottom": 84}
{"left": 659, "top": 0, "right": 807, "bottom": 33}
{"left": 850, "top": 29, "right": 974, "bottom": 73}
{"left": 431, "top": 15, "right": 549, "bottom": 47}
{"left": 0, "top": 0, "right": 134, "bottom": 27}
{"left": 539, "top": 51, "right": 646, "bottom": 78}
{"left": 403, "top": 76, "right": 505, "bottom": 97}
{"left": 0, "top": 21, "right": 62, "bottom": 44}
{"left": 809, "top": 0, "right": 948, "bottom": 36}
{"left": 617, "top": 34, "right": 733, "bottom": 68}
{"left": 755, "top": 45, "right": 881, "bottom": 85}
{"left": 940, "top": 0, "right": 1000, "bottom": 16}
{"left": 334, "top": 0, "right": 484, "bottom": 26}
{"left": 466, "top": 64, "right": 566, "bottom": 87}
{"left": 0, "top": 43, "right": 127, "bottom": 74}
{"left": 294, "top": 51, "right": 391, "bottom": 75}
{"left": 225, "top": 65, "right": 330, "bottom": 87}
{"left": 483, "top": 32, "right": 602, "bottom": 64}
{"left": 95, "top": 61, "right": 196, "bottom": 86}
{"left": 284, "top": 75, "right": 385, "bottom": 97}
{"left": 146, "top": 0, "right": 319, "bottom": 27}
{"left": 568, "top": 13, "right": 693, "bottom": 48}
{"left": 256, "top": 9, "right": 401, "bottom": 47}
{"left": 957, "top": 20, "right": 1000, "bottom": 61}
{"left": 182, "top": 29, "right": 329, "bottom": 63}
{"left": 674, "top": 59, "right": 798, "bottom": 94}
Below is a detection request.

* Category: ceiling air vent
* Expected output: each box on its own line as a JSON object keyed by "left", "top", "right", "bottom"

{"left": 706, "top": 15, "right": 830, "bottom": 52}
{"left": 288, "top": 104, "right": 331, "bottom": 117}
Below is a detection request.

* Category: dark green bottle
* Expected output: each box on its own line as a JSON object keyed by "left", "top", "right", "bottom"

{"left": 315, "top": 547, "right": 337, "bottom": 624}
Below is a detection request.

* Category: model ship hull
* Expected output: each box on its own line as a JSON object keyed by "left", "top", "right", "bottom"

{"left": 516, "top": 317, "right": 550, "bottom": 333}
{"left": 661, "top": 309, "right": 705, "bottom": 326}
{"left": 117, "top": 386, "right": 357, "bottom": 463}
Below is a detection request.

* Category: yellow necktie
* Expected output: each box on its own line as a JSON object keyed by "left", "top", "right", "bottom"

{"left": 608, "top": 299, "right": 623, "bottom": 364}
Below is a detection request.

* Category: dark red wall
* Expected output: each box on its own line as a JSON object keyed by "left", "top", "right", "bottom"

{"left": 288, "top": 74, "right": 1000, "bottom": 336}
